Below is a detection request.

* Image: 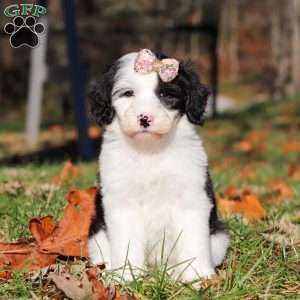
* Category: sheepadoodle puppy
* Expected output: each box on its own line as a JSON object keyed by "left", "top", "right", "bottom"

{"left": 87, "top": 49, "right": 229, "bottom": 283}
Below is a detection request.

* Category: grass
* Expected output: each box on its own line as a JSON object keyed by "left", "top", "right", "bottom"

{"left": 0, "top": 99, "right": 300, "bottom": 299}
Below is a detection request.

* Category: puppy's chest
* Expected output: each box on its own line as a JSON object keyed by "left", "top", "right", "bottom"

{"left": 102, "top": 153, "right": 196, "bottom": 207}
{"left": 119, "top": 160, "right": 184, "bottom": 204}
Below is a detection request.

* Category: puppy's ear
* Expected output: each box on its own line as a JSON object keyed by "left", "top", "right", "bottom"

{"left": 88, "top": 63, "right": 117, "bottom": 127}
{"left": 182, "top": 63, "right": 211, "bottom": 125}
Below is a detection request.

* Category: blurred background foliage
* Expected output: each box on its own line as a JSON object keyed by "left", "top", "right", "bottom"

{"left": 0, "top": 0, "right": 299, "bottom": 153}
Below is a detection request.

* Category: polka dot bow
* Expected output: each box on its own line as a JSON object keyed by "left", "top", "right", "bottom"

{"left": 134, "top": 49, "right": 179, "bottom": 82}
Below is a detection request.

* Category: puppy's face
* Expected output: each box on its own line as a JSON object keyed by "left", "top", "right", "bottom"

{"left": 88, "top": 52, "right": 210, "bottom": 145}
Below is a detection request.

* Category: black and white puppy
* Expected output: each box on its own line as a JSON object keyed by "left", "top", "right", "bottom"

{"left": 88, "top": 51, "right": 229, "bottom": 282}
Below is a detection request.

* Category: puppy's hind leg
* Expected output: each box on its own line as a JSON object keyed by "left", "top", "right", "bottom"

{"left": 210, "top": 229, "right": 229, "bottom": 267}
{"left": 88, "top": 230, "right": 111, "bottom": 267}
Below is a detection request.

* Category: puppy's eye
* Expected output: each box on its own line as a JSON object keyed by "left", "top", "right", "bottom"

{"left": 159, "top": 91, "right": 175, "bottom": 99}
{"left": 121, "top": 90, "right": 134, "bottom": 97}
{"left": 159, "top": 91, "right": 171, "bottom": 98}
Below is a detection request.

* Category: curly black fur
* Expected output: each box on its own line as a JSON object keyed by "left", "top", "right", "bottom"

{"left": 205, "top": 169, "right": 227, "bottom": 235}
{"left": 88, "top": 173, "right": 106, "bottom": 237}
{"left": 179, "top": 62, "right": 211, "bottom": 125}
{"left": 87, "top": 62, "right": 119, "bottom": 126}
{"left": 155, "top": 52, "right": 210, "bottom": 125}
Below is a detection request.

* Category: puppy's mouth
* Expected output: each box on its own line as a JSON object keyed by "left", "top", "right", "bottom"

{"left": 129, "top": 130, "right": 165, "bottom": 139}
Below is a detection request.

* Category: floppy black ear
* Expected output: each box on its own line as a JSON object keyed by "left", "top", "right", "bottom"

{"left": 182, "top": 63, "right": 211, "bottom": 125}
{"left": 87, "top": 63, "right": 118, "bottom": 127}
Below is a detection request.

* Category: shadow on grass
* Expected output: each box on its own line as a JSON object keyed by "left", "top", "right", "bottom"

{"left": 0, "top": 137, "right": 102, "bottom": 167}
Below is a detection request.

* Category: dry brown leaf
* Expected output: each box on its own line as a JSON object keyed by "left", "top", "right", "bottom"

{"left": 30, "top": 291, "right": 41, "bottom": 300}
{"left": 52, "top": 160, "right": 80, "bottom": 185}
{"left": 282, "top": 141, "right": 300, "bottom": 154}
{"left": 0, "top": 187, "right": 97, "bottom": 271}
{"left": 223, "top": 186, "right": 239, "bottom": 198}
{"left": 239, "top": 165, "right": 257, "bottom": 181}
{"left": 217, "top": 187, "right": 266, "bottom": 221}
{"left": 50, "top": 267, "right": 134, "bottom": 300}
{"left": 247, "top": 130, "right": 268, "bottom": 141}
{"left": 88, "top": 127, "right": 102, "bottom": 139}
{"left": 115, "top": 293, "right": 137, "bottom": 300}
{"left": 292, "top": 211, "right": 300, "bottom": 222}
{"left": 71, "top": 127, "right": 102, "bottom": 140}
{"left": 38, "top": 187, "right": 96, "bottom": 256}
{"left": 0, "top": 241, "right": 57, "bottom": 271}
{"left": 29, "top": 216, "right": 57, "bottom": 244}
{"left": 263, "top": 217, "right": 300, "bottom": 246}
{"left": 270, "top": 180, "right": 294, "bottom": 200}
{"left": 49, "top": 271, "right": 96, "bottom": 300}
{"left": 0, "top": 270, "right": 13, "bottom": 281}
{"left": 85, "top": 267, "right": 115, "bottom": 300}
{"left": 234, "top": 130, "right": 267, "bottom": 153}
{"left": 288, "top": 163, "right": 300, "bottom": 180}
{"left": 234, "top": 140, "right": 254, "bottom": 153}
{"left": 24, "top": 183, "right": 57, "bottom": 198}
{"left": 0, "top": 181, "right": 23, "bottom": 195}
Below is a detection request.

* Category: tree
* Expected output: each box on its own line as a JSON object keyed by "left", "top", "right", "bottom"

{"left": 270, "top": 0, "right": 294, "bottom": 100}
{"left": 292, "top": 0, "right": 300, "bottom": 92}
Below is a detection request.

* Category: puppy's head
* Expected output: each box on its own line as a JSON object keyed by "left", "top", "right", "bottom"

{"left": 88, "top": 51, "right": 210, "bottom": 145}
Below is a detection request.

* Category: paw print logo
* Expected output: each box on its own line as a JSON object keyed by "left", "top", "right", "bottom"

{"left": 4, "top": 16, "right": 45, "bottom": 48}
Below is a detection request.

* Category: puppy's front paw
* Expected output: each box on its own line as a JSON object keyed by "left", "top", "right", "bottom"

{"left": 181, "top": 267, "right": 216, "bottom": 283}
{"left": 113, "top": 267, "right": 143, "bottom": 282}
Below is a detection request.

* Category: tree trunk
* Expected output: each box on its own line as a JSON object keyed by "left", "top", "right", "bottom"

{"left": 292, "top": 0, "right": 300, "bottom": 92}
{"left": 228, "top": 0, "right": 239, "bottom": 81}
{"left": 271, "top": 0, "right": 293, "bottom": 101}
{"left": 219, "top": 0, "right": 239, "bottom": 81}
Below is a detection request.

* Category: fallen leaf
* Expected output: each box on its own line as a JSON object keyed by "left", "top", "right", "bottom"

{"left": 30, "top": 291, "right": 41, "bottom": 300}
{"left": 24, "top": 183, "right": 57, "bottom": 198}
{"left": 0, "top": 181, "right": 23, "bottom": 195}
{"left": 38, "top": 187, "right": 96, "bottom": 256}
{"left": 71, "top": 127, "right": 102, "bottom": 140}
{"left": 234, "top": 140, "right": 254, "bottom": 153}
{"left": 86, "top": 267, "right": 115, "bottom": 300}
{"left": 49, "top": 271, "right": 96, "bottom": 300}
{"left": 217, "top": 187, "right": 266, "bottom": 221}
{"left": 292, "top": 211, "right": 300, "bottom": 222}
{"left": 239, "top": 165, "right": 257, "bottom": 181}
{"left": 52, "top": 161, "right": 80, "bottom": 185}
{"left": 263, "top": 216, "right": 300, "bottom": 246}
{"left": 234, "top": 130, "right": 267, "bottom": 153}
{"left": 29, "top": 216, "right": 57, "bottom": 244}
{"left": 0, "top": 241, "right": 57, "bottom": 271}
{"left": 223, "top": 186, "right": 239, "bottom": 198}
{"left": 88, "top": 127, "right": 102, "bottom": 139}
{"left": 0, "top": 270, "right": 13, "bottom": 281}
{"left": 270, "top": 180, "right": 294, "bottom": 200}
{"left": 282, "top": 141, "right": 300, "bottom": 154}
{"left": 0, "top": 187, "right": 96, "bottom": 271}
{"left": 49, "top": 266, "right": 134, "bottom": 300}
{"left": 288, "top": 163, "right": 300, "bottom": 180}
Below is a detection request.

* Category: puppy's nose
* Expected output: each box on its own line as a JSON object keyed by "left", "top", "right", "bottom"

{"left": 138, "top": 114, "right": 153, "bottom": 128}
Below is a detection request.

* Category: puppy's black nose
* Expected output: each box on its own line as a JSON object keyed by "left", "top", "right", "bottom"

{"left": 138, "top": 114, "right": 153, "bottom": 128}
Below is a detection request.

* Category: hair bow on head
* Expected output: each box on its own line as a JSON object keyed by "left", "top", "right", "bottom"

{"left": 134, "top": 49, "right": 179, "bottom": 82}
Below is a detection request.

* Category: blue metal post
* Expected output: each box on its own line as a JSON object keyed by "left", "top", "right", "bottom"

{"left": 62, "top": 0, "right": 94, "bottom": 160}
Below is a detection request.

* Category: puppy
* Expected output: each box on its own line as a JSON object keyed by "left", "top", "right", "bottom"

{"left": 87, "top": 49, "right": 229, "bottom": 282}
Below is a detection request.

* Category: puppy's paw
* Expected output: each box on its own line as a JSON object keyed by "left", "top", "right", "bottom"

{"left": 180, "top": 267, "right": 216, "bottom": 283}
{"left": 113, "top": 267, "right": 143, "bottom": 282}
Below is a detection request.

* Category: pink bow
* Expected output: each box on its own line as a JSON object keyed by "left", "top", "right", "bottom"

{"left": 134, "top": 49, "right": 179, "bottom": 82}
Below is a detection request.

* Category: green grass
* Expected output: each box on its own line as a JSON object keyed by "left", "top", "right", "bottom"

{"left": 0, "top": 99, "right": 300, "bottom": 299}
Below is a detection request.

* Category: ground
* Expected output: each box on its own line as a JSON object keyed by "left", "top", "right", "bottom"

{"left": 0, "top": 98, "right": 300, "bottom": 299}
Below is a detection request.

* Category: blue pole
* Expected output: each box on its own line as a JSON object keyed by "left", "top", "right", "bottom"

{"left": 61, "top": 0, "right": 94, "bottom": 160}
